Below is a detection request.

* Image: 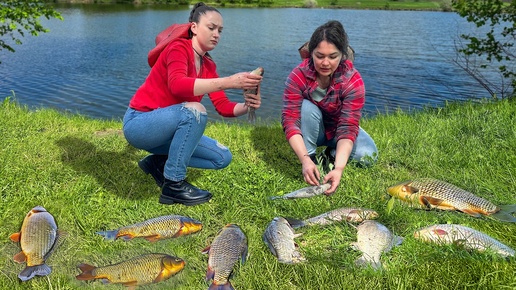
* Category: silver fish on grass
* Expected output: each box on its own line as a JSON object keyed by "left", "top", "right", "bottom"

{"left": 244, "top": 67, "right": 264, "bottom": 123}
{"left": 414, "top": 224, "right": 515, "bottom": 258}
{"left": 203, "top": 224, "right": 248, "bottom": 290}
{"left": 286, "top": 207, "right": 379, "bottom": 229}
{"left": 9, "top": 206, "right": 60, "bottom": 281}
{"left": 269, "top": 183, "right": 331, "bottom": 200}
{"left": 350, "top": 220, "right": 403, "bottom": 270}
{"left": 263, "top": 217, "right": 306, "bottom": 264}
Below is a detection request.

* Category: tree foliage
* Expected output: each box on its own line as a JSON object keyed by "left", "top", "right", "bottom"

{"left": 0, "top": 0, "right": 62, "bottom": 58}
{"left": 452, "top": 0, "right": 516, "bottom": 98}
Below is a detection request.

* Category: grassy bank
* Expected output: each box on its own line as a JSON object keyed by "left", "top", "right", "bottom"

{"left": 0, "top": 97, "right": 515, "bottom": 289}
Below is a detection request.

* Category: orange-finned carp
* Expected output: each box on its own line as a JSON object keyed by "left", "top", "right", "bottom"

{"left": 96, "top": 214, "right": 202, "bottom": 242}
{"left": 244, "top": 67, "right": 264, "bottom": 123}
{"left": 414, "top": 224, "right": 515, "bottom": 258}
{"left": 76, "top": 253, "right": 185, "bottom": 289}
{"left": 263, "top": 217, "right": 305, "bottom": 264}
{"left": 286, "top": 207, "right": 379, "bottom": 229}
{"left": 203, "top": 224, "right": 248, "bottom": 290}
{"left": 269, "top": 183, "right": 331, "bottom": 200}
{"left": 387, "top": 178, "right": 516, "bottom": 222}
{"left": 9, "top": 206, "right": 60, "bottom": 281}
{"left": 350, "top": 220, "right": 403, "bottom": 270}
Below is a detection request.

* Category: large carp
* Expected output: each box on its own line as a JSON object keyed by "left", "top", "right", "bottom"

{"left": 269, "top": 183, "right": 331, "bottom": 200}
{"left": 387, "top": 178, "right": 516, "bottom": 222}
{"left": 263, "top": 217, "right": 305, "bottom": 264}
{"left": 9, "top": 206, "right": 60, "bottom": 281}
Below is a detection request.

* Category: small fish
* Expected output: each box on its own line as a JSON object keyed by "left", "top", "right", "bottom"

{"left": 387, "top": 178, "right": 516, "bottom": 222}
{"left": 9, "top": 206, "right": 59, "bottom": 281}
{"left": 269, "top": 183, "right": 331, "bottom": 200}
{"left": 286, "top": 207, "right": 379, "bottom": 228}
{"left": 350, "top": 220, "right": 403, "bottom": 270}
{"left": 96, "top": 214, "right": 202, "bottom": 242}
{"left": 414, "top": 224, "right": 515, "bottom": 258}
{"left": 263, "top": 217, "right": 306, "bottom": 264}
{"left": 203, "top": 224, "right": 248, "bottom": 290}
{"left": 76, "top": 253, "right": 185, "bottom": 289}
{"left": 244, "top": 67, "right": 264, "bottom": 123}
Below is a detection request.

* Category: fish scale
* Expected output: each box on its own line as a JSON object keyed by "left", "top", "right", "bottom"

{"left": 263, "top": 217, "right": 305, "bottom": 264}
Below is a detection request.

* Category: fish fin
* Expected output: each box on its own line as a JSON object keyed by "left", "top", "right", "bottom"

{"left": 394, "top": 236, "right": 404, "bottom": 247}
{"left": 490, "top": 206, "right": 516, "bottom": 222}
{"left": 143, "top": 235, "right": 161, "bottom": 242}
{"left": 13, "top": 252, "right": 26, "bottom": 263}
{"left": 284, "top": 217, "right": 305, "bottom": 228}
{"left": 241, "top": 245, "right": 249, "bottom": 264}
{"left": 205, "top": 266, "right": 215, "bottom": 282}
{"left": 75, "top": 263, "right": 97, "bottom": 281}
{"left": 432, "top": 229, "right": 449, "bottom": 236}
{"left": 208, "top": 282, "right": 234, "bottom": 290}
{"left": 355, "top": 255, "right": 382, "bottom": 270}
{"left": 201, "top": 246, "right": 211, "bottom": 255}
{"left": 122, "top": 281, "right": 138, "bottom": 289}
{"left": 269, "top": 196, "right": 281, "bottom": 200}
{"left": 95, "top": 230, "right": 119, "bottom": 241}
{"left": 419, "top": 196, "right": 456, "bottom": 210}
{"left": 18, "top": 264, "right": 52, "bottom": 281}
{"left": 460, "top": 208, "right": 483, "bottom": 217}
{"left": 9, "top": 232, "right": 21, "bottom": 242}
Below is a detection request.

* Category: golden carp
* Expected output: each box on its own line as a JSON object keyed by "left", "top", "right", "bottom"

{"left": 263, "top": 217, "right": 306, "bottom": 264}
{"left": 269, "top": 183, "right": 331, "bottom": 200}
{"left": 287, "top": 207, "right": 379, "bottom": 228}
{"left": 76, "top": 253, "right": 185, "bottom": 288}
{"left": 202, "top": 224, "right": 248, "bottom": 290}
{"left": 96, "top": 214, "right": 202, "bottom": 242}
{"left": 9, "top": 205, "right": 59, "bottom": 281}
{"left": 350, "top": 220, "right": 403, "bottom": 270}
{"left": 414, "top": 224, "right": 515, "bottom": 258}
{"left": 387, "top": 178, "right": 516, "bottom": 222}
{"left": 244, "top": 67, "right": 264, "bottom": 123}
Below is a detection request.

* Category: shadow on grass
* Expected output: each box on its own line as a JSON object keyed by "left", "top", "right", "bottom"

{"left": 55, "top": 136, "right": 152, "bottom": 199}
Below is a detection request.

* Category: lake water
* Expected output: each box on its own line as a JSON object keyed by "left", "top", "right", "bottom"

{"left": 0, "top": 5, "right": 493, "bottom": 123}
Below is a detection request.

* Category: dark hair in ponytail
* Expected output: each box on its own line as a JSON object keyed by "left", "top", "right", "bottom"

{"left": 308, "top": 20, "right": 349, "bottom": 59}
{"left": 188, "top": 2, "right": 220, "bottom": 23}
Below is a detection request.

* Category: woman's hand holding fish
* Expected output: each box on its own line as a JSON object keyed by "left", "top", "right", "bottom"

{"left": 228, "top": 72, "right": 262, "bottom": 90}
{"left": 302, "top": 157, "right": 320, "bottom": 186}
{"left": 323, "top": 168, "right": 343, "bottom": 195}
{"left": 244, "top": 85, "right": 261, "bottom": 109}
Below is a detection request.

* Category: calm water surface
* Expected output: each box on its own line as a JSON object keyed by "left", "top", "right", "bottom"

{"left": 0, "top": 6, "right": 490, "bottom": 123}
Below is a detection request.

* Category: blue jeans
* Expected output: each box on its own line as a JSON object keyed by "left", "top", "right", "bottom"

{"left": 123, "top": 104, "right": 232, "bottom": 181}
{"left": 300, "top": 99, "right": 378, "bottom": 166}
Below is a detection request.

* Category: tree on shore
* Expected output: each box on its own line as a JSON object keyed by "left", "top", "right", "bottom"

{"left": 0, "top": 0, "right": 62, "bottom": 63}
{"left": 452, "top": 0, "right": 515, "bottom": 99}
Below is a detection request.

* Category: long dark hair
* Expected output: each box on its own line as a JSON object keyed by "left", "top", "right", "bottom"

{"left": 308, "top": 20, "right": 349, "bottom": 59}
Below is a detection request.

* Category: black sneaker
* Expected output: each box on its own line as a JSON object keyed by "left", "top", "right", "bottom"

{"left": 160, "top": 179, "right": 212, "bottom": 206}
{"left": 138, "top": 154, "right": 167, "bottom": 187}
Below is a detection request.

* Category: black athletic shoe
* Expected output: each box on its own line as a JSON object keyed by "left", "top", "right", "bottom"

{"left": 138, "top": 154, "right": 167, "bottom": 187}
{"left": 159, "top": 179, "right": 212, "bottom": 206}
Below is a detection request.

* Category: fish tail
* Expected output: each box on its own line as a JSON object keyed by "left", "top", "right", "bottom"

{"left": 208, "top": 282, "right": 234, "bottom": 290}
{"left": 95, "top": 230, "right": 119, "bottom": 240}
{"left": 75, "top": 263, "right": 97, "bottom": 281}
{"left": 355, "top": 255, "right": 382, "bottom": 270}
{"left": 284, "top": 217, "right": 305, "bottom": 229}
{"left": 269, "top": 196, "right": 281, "bottom": 200}
{"left": 491, "top": 205, "right": 516, "bottom": 222}
{"left": 18, "top": 264, "right": 52, "bottom": 281}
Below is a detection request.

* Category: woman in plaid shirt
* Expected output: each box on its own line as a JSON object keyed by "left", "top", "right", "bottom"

{"left": 282, "top": 20, "right": 377, "bottom": 195}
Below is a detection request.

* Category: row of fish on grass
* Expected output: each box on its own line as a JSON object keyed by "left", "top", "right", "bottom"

{"left": 8, "top": 206, "right": 247, "bottom": 289}
{"left": 263, "top": 178, "right": 516, "bottom": 269}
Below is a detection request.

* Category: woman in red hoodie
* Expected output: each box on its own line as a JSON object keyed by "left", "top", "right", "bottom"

{"left": 123, "top": 2, "right": 262, "bottom": 206}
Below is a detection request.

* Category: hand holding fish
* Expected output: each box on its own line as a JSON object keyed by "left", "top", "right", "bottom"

{"left": 301, "top": 156, "right": 321, "bottom": 187}
{"left": 229, "top": 71, "right": 262, "bottom": 90}
{"left": 322, "top": 167, "right": 344, "bottom": 195}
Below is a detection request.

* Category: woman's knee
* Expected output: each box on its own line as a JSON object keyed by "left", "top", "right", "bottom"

{"left": 184, "top": 102, "right": 206, "bottom": 113}
{"left": 216, "top": 149, "right": 233, "bottom": 169}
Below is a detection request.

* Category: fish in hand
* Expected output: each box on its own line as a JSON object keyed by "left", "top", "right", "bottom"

{"left": 269, "top": 183, "right": 331, "bottom": 200}
{"left": 244, "top": 67, "right": 264, "bottom": 123}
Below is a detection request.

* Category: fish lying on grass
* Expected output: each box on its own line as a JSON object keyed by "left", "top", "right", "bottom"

{"left": 203, "top": 224, "right": 248, "bottom": 290}
{"left": 244, "top": 67, "right": 264, "bottom": 123}
{"left": 76, "top": 253, "right": 185, "bottom": 289}
{"left": 9, "top": 206, "right": 60, "bottom": 281}
{"left": 414, "top": 224, "right": 515, "bottom": 258}
{"left": 96, "top": 214, "right": 202, "bottom": 242}
{"left": 269, "top": 183, "right": 331, "bottom": 200}
{"left": 286, "top": 207, "right": 379, "bottom": 229}
{"left": 263, "top": 217, "right": 306, "bottom": 264}
{"left": 387, "top": 178, "right": 516, "bottom": 222}
{"left": 350, "top": 220, "right": 403, "bottom": 270}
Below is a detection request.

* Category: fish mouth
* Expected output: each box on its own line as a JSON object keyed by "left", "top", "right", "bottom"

{"left": 387, "top": 181, "right": 416, "bottom": 201}
{"left": 180, "top": 221, "right": 203, "bottom": 235}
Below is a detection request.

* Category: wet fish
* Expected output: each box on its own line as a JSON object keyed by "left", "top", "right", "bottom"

{"left": 96, "top": 214, "right": 202, "bottom": 242}
{"left": 202, "top": 224, "right": 248, "bottom": 290}
{"left": 387, "top": 178, "right": 516, "bottom": 222}
{"left": 244, "top": 67, "right": 264, "bottom": 123}
{"left": 76, "top": 253, "right": 185, "bottom": 289}
{"left": 414, "top": 224, "right": 515, "bottom": 258}
{"left": 350, "top": 220, "right": 403, "bottom": 270}
{"left": 9, "top": 206, "right": 59, "bottom": 281}
{"left": 286, "top": 207, "right": 379, "bottom": 228}
{"left": 263, "top": 217, "right": 306, "bottom": 264}
{"left": 269, "top": 183, "right": 331, "bottom": 200}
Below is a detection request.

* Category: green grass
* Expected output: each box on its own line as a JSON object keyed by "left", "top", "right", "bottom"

{"left": 1, "top": 96, "right": 515, "bottom": 289}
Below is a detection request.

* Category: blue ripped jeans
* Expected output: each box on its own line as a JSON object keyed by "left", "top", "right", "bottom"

{"left": 123, "top": 104, "right": 232, "bottom": 182}
{"left": 300, "top": 99, "right": 378, "bottom": 167}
